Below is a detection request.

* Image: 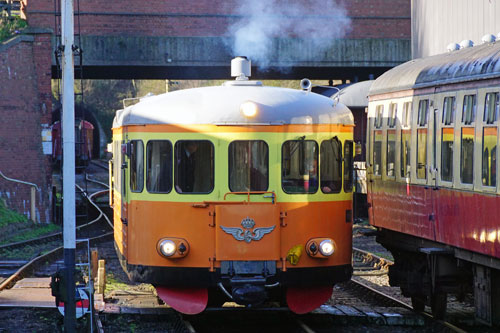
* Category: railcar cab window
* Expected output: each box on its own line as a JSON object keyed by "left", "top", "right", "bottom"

{"left": 175, "top": 140, "right": 214, "bottom": 194}
{"left": 417, "top": 99, "right": 429, "bottom": 179}
{"left": 373, "top": 105, "right": 383, "bottom": 176}
{"left": 130, "top": 140, "right": 144, "bottom": 192}
{"left": 229, "top": 140, "right": 268, "bottom": 192}
{"left": 344, "top": 141, "right": 353, "bottom": 192}
{"left": 282, "top": 139, "right": 318, "bottom": 194}
{"left": 441, "top": 97, "right": 456, "bottom": 182}
{"left": 146, "top": 140, "right": 172, "bottom": 193}
{"left": 401, "top": 102, "right": 412, "bottom": 178}
{"left": 482, "top": 93, "right": 498, "bottom": 187}
{"left": 320, "top": 138, "right": 342, "bottom": 193}
{"left": 387, "top": 104, "right": 397, "bottom": 177}
{"left": 460, "top": 95, "right": 477, "bottom": 184}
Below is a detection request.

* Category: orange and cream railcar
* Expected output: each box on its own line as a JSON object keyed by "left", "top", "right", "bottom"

{"left": 367, "top": 40, "right": 500, "bottom": 324}
{"left": 109, "top": 57, "right": 354, "bottom": 314}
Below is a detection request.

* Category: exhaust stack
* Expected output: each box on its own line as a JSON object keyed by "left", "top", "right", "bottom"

{"left": 231, "top": 56, "right": 251, "bottom": 80}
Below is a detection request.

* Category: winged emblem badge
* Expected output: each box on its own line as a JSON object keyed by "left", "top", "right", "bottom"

{"left": 220, "top": 217, "right": 275, "bottom": 243}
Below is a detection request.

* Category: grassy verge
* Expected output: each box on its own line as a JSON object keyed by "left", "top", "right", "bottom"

{"left": 0, "top": 200, "right": 59, "bottom": 246}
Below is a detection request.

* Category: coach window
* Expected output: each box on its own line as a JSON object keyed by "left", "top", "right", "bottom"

{"left": 401, "top": 102, "right": 412, "bottom": 178}
{"left": 441, "top": 97, "right": 455, "bottom": 182}
{"left": 417, "top": 100, "right": 429, "bottom": 179}
{"left": 319, "top": 138, "right": 342, "bottom": 193}
{"left": 482, "top": 93, "right": 498, "bottom": 187}
{"left": 344, "top": 140, "right": 353, "bottom": 192}
{"left": 459, "top": 94, "right": 481, "bottom": 185}
{"left": 386, "top": 103, "right": 397, "bottom": 177}
{"left": 146, "top": 140, "right": 172, "bottom": 193}
{"left": 175, "top": 140, "right": 214, "bottom": 194}
{"left": 130, "top": 140, "right": 144, "bottom": 192}
{"left": 373, "top": 105, "right": 383, "bottom": 176}
{"left": 282, "top": 139, "right": 319, "bottom": 194}
{"left": 229, "top": 140, "right": 268, "bottom": 192}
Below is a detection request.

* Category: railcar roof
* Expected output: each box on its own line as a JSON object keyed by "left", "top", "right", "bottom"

{"left": 332, "top": 80, "right": 373, "bottom": 108}
{"left": 113, "top": 84, "right": 353, "bottom": 128}
{"left": 369, "top": 42, "right": 500, "bottom": 96}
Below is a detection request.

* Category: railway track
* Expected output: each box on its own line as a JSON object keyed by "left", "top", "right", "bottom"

{"left": 352, "top": 247, "right": 469, "bottom": 333}
{"left": 0, "top": 178, "right": 113, "bottom": 291}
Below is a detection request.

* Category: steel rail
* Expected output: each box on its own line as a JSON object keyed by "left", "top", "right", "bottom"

{"left": 0, "top": 187, "right": 112, "bottom": 253}
{"left": 85, "top": 174, "right": 109, "bottom": 189}
{"left": 351, "top": 270, "right": 467, "bottom": 333}
{"left": 0, "top": 231, "right": 113, "bottom": 291}
{"left": 90, "top": 160, "right": 110, "bottom": 171}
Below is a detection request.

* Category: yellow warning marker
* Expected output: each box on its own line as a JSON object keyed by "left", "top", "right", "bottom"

{"left": 286, "top": 244, "right": 304, "bottom": 265}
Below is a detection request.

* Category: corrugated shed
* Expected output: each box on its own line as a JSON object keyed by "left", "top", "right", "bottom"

{"left": 412, "top": 0, "right": 500, "bottom": 58}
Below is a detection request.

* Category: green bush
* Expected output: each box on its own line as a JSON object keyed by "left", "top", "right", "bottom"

{"left": 0, "top": 16, "right": 27, "bottom": 42}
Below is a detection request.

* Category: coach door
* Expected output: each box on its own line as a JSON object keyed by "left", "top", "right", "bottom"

{"left": 414, "top": 98, "right": 437, "bottom": 240}
{"left": 120, "top": 138, "right": 129, "bottom": 225}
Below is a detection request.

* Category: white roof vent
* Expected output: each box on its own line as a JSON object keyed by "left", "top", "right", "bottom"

{"left": 447, "top": 43, "right": 460, "bottom": 52}
{"left": 459, "top": 39, "right": 474, "bottom": 49}
{"left": 482, "top": 34, "right": 497, "bottom": 44}
{"left": 231, "top": 56, "right": 251, "bottom": 81}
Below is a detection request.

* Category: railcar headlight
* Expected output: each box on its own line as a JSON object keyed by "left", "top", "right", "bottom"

{"left": 157, "top": 237, "right": 190, "bottom": 258}
{"left": 159, "top": 240, "right": 176, "bottom": 257}
{"left": 306, "top": 238, "right": 336, "bottom": 258}
{"left": 319, "top": 239, "right": 335, "bottom": 256}
{"left": 240, "top": 101, "right": 258, "bottom": 118}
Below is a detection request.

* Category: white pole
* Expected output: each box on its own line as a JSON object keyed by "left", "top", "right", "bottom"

{"left": 61, "top": 0, "right": 76, "bottom": 329}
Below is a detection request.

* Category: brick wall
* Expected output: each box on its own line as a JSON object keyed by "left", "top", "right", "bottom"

{"left": 24, "top": 0, "right": 410, "bottom": 38}
{"left": 0, "top": 33, "right": 53, "bottom": 223}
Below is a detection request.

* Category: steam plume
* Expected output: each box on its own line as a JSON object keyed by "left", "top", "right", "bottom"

{"left": 225, "top": 0, "right": 352, "bottom": 69}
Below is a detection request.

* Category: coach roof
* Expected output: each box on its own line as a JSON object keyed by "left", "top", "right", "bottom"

{"left": 369, "top": 41, "right": 500, "bottom": 96}
{"left": 113, "top": 84, "right": 353, "bottom": 128}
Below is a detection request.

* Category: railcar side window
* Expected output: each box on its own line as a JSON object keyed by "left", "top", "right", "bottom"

{"left": 418, "top": 99, "right": 429, "bottom": 126}
{"left": 462, "top": 95, "right": 476, "bottom": 125}
{"left": 229, "top": 141, "right": 268, "bottom": 192}
{"left": 460, "top": 128, "right": 474, "bottom": 184}
{"left": 417, "top": 100, "right": 429, "bottom": 179}
{"left": 441, "top": 97, "right": 455, "bottom": 182}
{"left": 175, "top": 140, "right": 214, "bottom": 194}
{"left": 402, "top": 102, "right": 412, "bottom": 128}
{"left": 388, "top": 103, "right": 397, "bottom": 128}
{"left": 320, "top": 138, "right": 342, "bottom": 193}
{"left": 375, "top": 105, "right": 384, "bottom": 128}
{"left": 386, "top": 130, "right": 396, "bottom": 177}
{"left": 373, "top": 130, "right": 382, "bottom": 176}
{"left": 484, "top": 93, "right": 499, "bottom": 124}
{"left": 344, "top": 141, "right": 353, "bottom": 192}
{"left": 146, "top": 140, "right": 172, "bottom": 193}
{"left": 459, "top": 95, "right": 477, "bottom": 185}
{"left": 482, "top": 127, "right": 497, "bottom": 187}
{"left": 442, "top": 97, "right": 456, "bottom": 126}
{"left": 441, "top": 128, "right": 454, "bottom": 182}
{"left": 282, "top": 140, "right": 319, "bottom": 194}
{"left": 400, "top": 102, "right": 412, "bottom": 178}
{"left": 130, "top": 140, "right": 144, "bottom": 192}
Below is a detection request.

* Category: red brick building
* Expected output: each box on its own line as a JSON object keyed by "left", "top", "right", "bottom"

{"left": 0, "top": 30, "right": 52, "bottom": 222}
